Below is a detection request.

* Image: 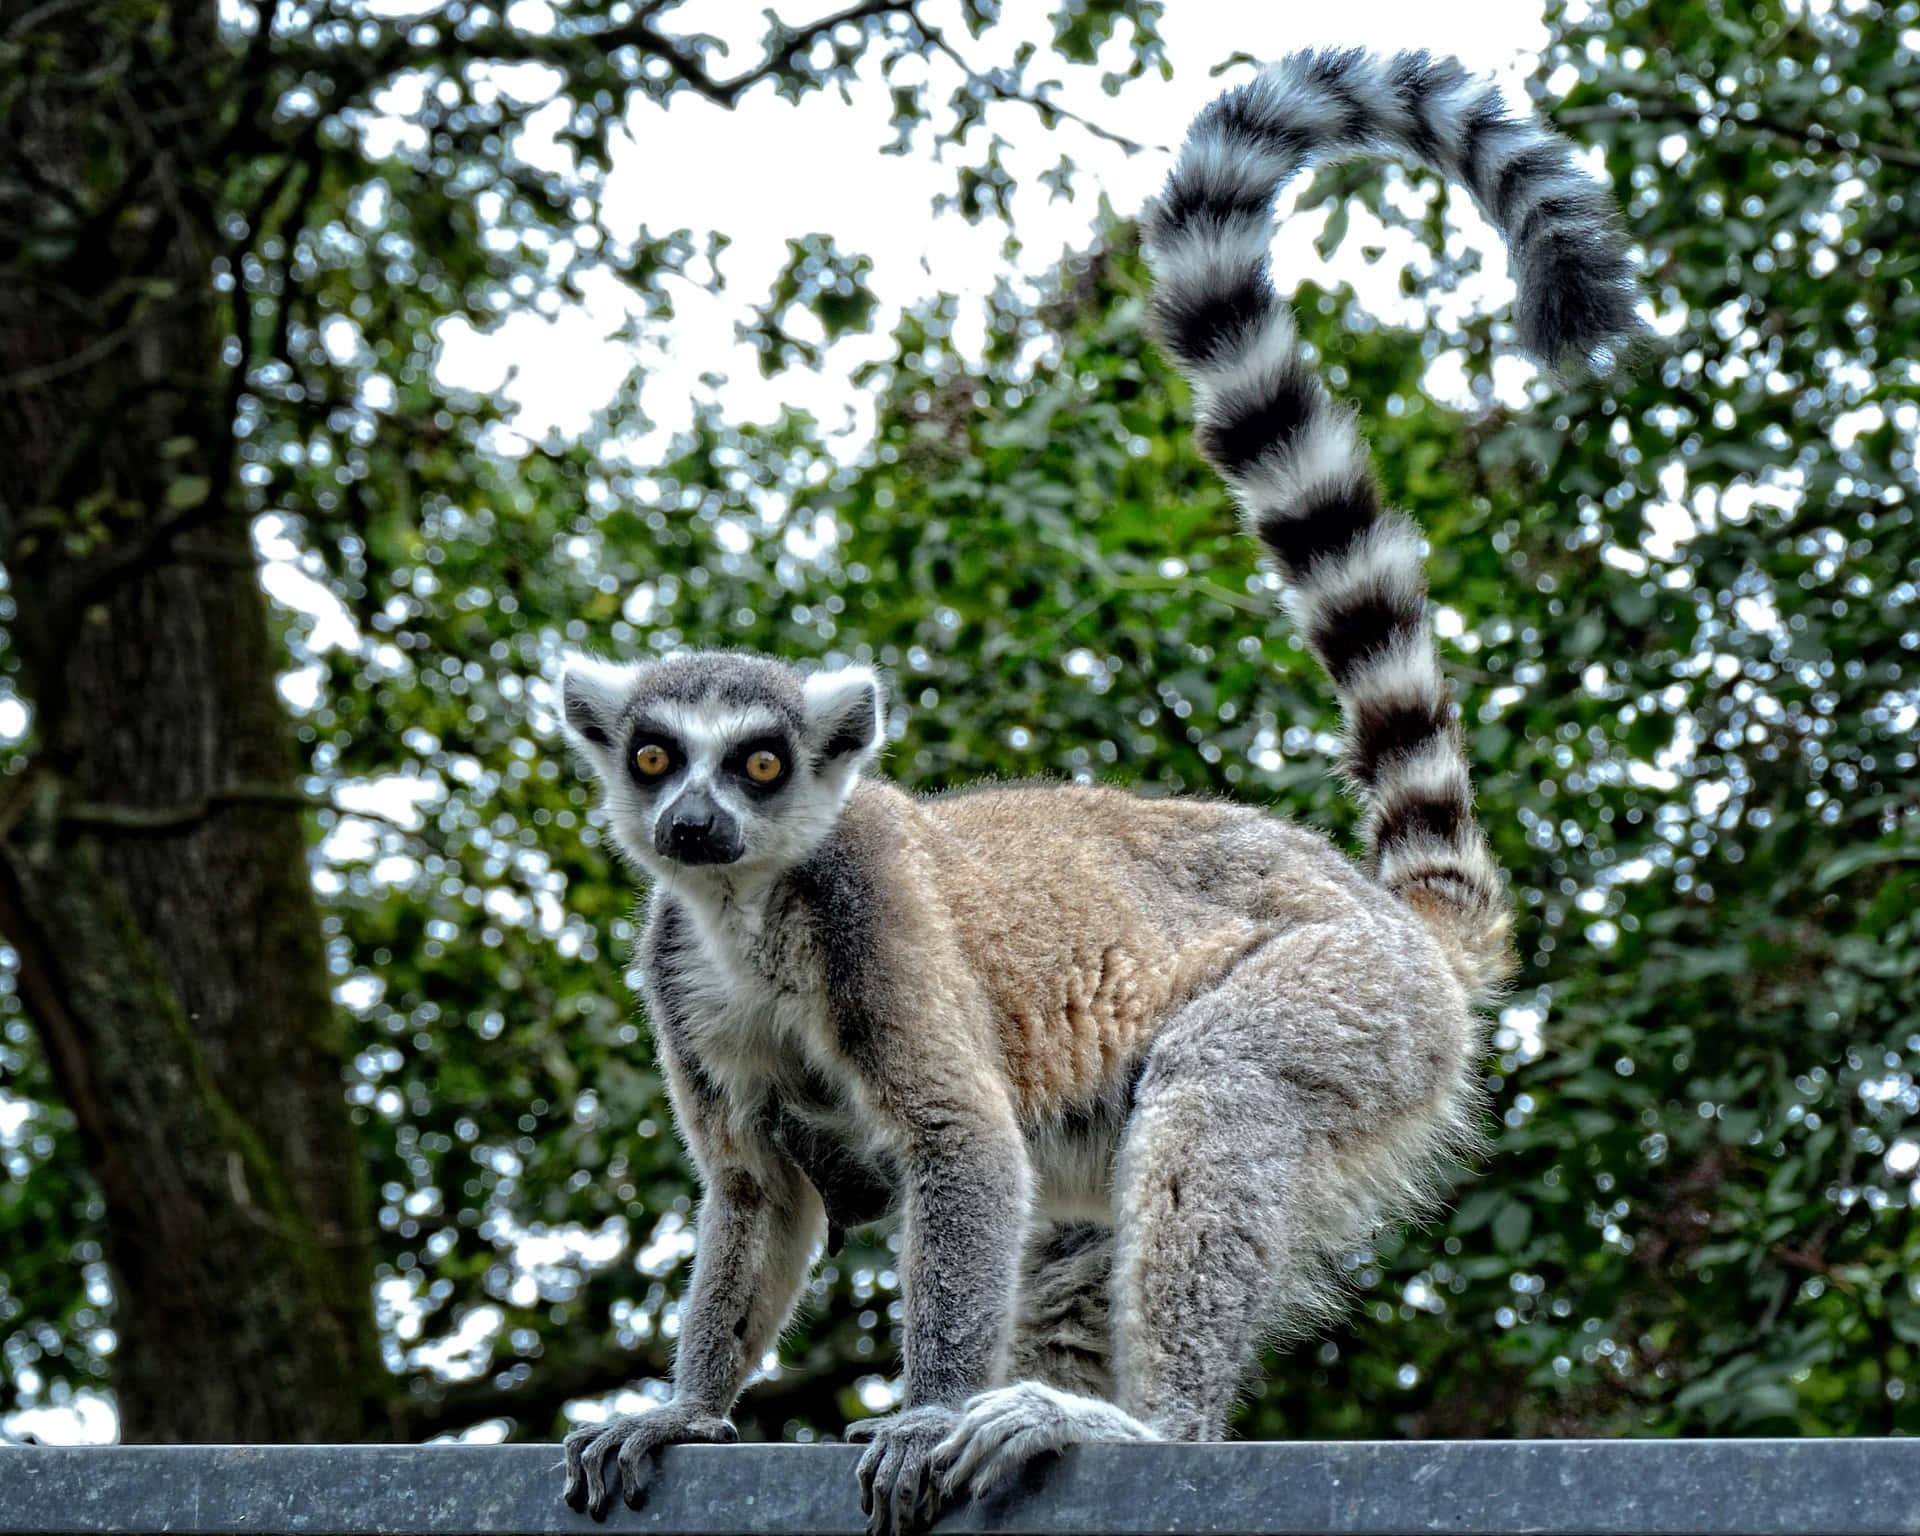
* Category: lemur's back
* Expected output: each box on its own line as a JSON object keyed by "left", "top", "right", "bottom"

{"left": 891, "top": 781, "right": 1458, "bottom": 1121}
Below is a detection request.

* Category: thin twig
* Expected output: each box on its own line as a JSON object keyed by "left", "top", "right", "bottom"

{"left": 0, "top": 763, "right": 48, "bottom": 845}
{"left": 63, "top": 784, "right": 313, "bottom": 832}
{"left": 61, "top": 784, "right": 430, "bottom": 836}
{"left": 916, "top": 18, "right": 1160, "bottom": 156}
{"left": 627, "top": 0, "right": 920, "bottom": 108}
{"left": 0, "top": 314, "right": 154, "bottom": 393}
{"left": 2, "top": 0, "right": 95, "bottom": 42}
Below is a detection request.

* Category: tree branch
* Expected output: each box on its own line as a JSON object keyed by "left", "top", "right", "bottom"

{"left": 2, "top": 0, "right": 96, "bottom": 44}
{"left": 626, "top": 0, "right": 921, "bottom": 110}
{"left": 0, "top": 294, "right": 195, "bottom": 394}
{"left": 61, "top": 784, "right": 312, "bottom": 832}
{"left": 61, "top": 784, "right": 428, "bottom": 837}
{"left": 242, "top": 0, "right": 922, "bottom": 156}
{"left": 0, "top": 839, "right": 134, "bottom": 1229}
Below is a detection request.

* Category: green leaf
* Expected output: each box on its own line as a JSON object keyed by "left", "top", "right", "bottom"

{"left": 1491, "top": 1200, "right": 1533, "bottom": 1253}
{"left": 1813, "top": 842, "right": 1920, "bottom": 889}
{"left": 164, "top": 475, "right": 210, "bottom": 511}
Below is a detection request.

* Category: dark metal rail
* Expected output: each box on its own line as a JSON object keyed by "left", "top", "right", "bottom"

{"left": 2, "top": 1440, "right": 1916, "bottom": 1536}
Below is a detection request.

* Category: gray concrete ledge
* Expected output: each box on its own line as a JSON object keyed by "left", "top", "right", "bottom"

{"left": 1, "top": 1440, "right": 1916, "bottom": 1536}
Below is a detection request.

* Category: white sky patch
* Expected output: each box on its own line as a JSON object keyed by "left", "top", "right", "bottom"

{"left": 636, "top": 1210, "right": 697, "bottom": 1277}
{"left": 1495, "top": 1003, "right": 1546, "bottom": 1063}
{"left": 3, "top": 1392, "right": 117, "bottom": 1447}
{"left": 436, "top": 0, "right": 1547, "bottom": 446}
{"left": 320, "top": 818, "right": 380, "bottom": 867}
{"left": 1692, "top": 779, "right": 1732, "bottom": 820}
{"left": 1638, "top": 459, "right": 1698, "bottom": 561}
{"left": 1830, "top": 403, "right": 1884, "bottom": 452}
{"left": 334, "top": 774, "right": 443, "bottom": 832}
{"left": 857, "top": 1377, "right": 902, "bottom": 1412}
{"left": 407, "top": 1300, "right": 504, "bottom": 1376}
{"left": 0, "top": 1092, "right": 33, "bottom": 1145}
{"left": 321, "top": 313, "right": 367, "bottom": 366}
{"left": 1640, "top": 498, "right": 1694, "bottom": 562}
{"left": 1653, "top": 713, "right": 1700, "bottom": 776}
{"left": 278, "top": 663, "right": 326, "bottom": 712}
{"left": 1733, "top": 591, "right": 1781, "bottom": 635}
{"left": 563, "top": 1385, "right": 669, "bottom": 1424}
{"left": 255, "top": 521, "right": 360, "bottom": 652}
{"left": 335, "top": 973, "right": 386, "bottom": 1013}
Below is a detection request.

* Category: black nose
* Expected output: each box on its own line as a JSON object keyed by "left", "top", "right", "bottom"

{"left": 655, "top": 787, "right": 743, "bottom": 866}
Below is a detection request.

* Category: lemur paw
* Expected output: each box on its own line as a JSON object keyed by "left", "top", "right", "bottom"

{"left": 561, "top": 1403, "right": 737, "bottom": 1520}
{"left": 932, "top": 1382, "right": 1155, "bottom": 1502}
{"left": 848, "top": 1404, "right": 956, "bottom": 1536}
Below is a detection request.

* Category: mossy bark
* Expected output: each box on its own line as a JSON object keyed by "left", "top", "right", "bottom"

{"left": 0, "top": 0, "right": 387, "bottom": 1442}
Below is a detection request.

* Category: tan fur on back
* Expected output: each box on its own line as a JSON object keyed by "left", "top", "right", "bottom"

{"left": 848, "top": 783, "right": 1426, "bottom": 1122}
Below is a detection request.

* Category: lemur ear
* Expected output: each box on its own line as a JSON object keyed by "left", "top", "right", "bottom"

{"left": 803, "top": 666, "right": 883, "bottom": 764}
{"left": 558, "top": 653, "right": 639, "bottom": 767}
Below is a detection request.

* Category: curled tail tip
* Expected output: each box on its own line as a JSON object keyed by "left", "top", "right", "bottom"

{"left": 1383, "top": 842, "right": 1517, "bottom": 999}
{"left": 1151, "top": 45, "right": 1644, "bottom": 375}
{"left": 1514, "top": 237, "right": 1645, "bottom": 372}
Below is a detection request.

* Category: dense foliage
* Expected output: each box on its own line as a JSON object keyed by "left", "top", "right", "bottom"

{"left": 4, "top": 0, "right": 1919, "bottom": 1447}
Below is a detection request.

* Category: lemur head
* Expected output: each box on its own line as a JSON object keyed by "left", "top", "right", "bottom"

{"left": 558, "top": 650, "right": 884, "bottom": 883}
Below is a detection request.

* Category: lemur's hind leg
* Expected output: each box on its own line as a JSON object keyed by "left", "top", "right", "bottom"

{"left": 937, "top": 921, "right": 1467, "bottom": 1494}
{"left": 1109, "top": 990, "right": 1318, "bottom": 1440}
{"left": 931, "top": 1223, "right": 1135, "bottom": 1500}
{"left": 1004, "top": 1222, "right": 1114, "bottom": 1400}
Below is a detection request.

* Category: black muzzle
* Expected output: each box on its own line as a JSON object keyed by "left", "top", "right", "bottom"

{"left": 655, "top": 786, "right": 744, "bottom": 866}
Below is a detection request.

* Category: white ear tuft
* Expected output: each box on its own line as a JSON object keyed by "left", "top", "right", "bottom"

{"left": 557, "top": 653, "right": 642, "bottom": 769}
{"left": 803, "top": 665, "right": 884, "bottom": 765}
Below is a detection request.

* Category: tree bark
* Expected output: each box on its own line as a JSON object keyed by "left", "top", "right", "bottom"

{"left": 0, "top": 0, "right": 386, "bottom": 1441}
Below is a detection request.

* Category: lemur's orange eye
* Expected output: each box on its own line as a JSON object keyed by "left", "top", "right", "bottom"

{"left": 635, "top": 743, "right": 672, "bottom": 776}
{"left": 745, "top": 750, "right": 784, "bottom": 784}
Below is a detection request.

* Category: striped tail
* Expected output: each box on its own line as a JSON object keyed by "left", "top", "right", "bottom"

{"left": 1142, "top": 49, "right": 1638, "bottom": 998}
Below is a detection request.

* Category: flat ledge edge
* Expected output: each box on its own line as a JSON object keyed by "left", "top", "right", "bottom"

{"left": 3, "top": 1439, "right": 1918, "bottom": 1536}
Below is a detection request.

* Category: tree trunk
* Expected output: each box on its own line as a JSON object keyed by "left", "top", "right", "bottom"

{"left": 0, "top": 0, "right": 386, "bottom": 1441}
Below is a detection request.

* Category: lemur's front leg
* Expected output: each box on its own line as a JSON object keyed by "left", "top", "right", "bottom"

{"left": 849, "top": 1098, "right": 1030, "bottom": 1536}
{"left": 563, "top": 1105, "right": 821, "bottom": 1519}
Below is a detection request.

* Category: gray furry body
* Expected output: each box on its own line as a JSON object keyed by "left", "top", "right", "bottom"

{"left": 554, "top": 45, "right": 1637, "bottom": 1536}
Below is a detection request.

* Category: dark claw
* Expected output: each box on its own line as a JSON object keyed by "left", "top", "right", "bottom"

{"left": 560, "top": 1420, "right": 614, "bottom": 1520}
{"left": 847, "top": 1406, "right": 956, "bottom": 1536}
{"left": 559, "top": 1407, "right": 737, "bottom": 1520}
{"left": 853, "top": 1433, "right": 879, "bottom": 1519}
{"left": 559, "top": 1422, "right": 623, "bottom": 1521}
{"left": 891, "top": 1445, "right": 935, "bottom": 1536}
{"left": 562, "top": 1443, "right": 589, "bottom": 1514}
{"left": 618, "top": 1452, "right": 656, "bottom": 1511}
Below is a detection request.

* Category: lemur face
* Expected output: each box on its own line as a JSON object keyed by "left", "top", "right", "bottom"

{"left": 559, "top": 650, "right": 882, "bottom": 883}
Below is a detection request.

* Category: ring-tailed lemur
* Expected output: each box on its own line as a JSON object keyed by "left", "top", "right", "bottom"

{"left": 554, "top": 47, "right": 1636, "bottom": 1536}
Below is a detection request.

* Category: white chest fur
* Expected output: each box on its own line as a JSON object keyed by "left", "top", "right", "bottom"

{"left": 664, "top": 879, "right": 842, "bottom": 1107}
